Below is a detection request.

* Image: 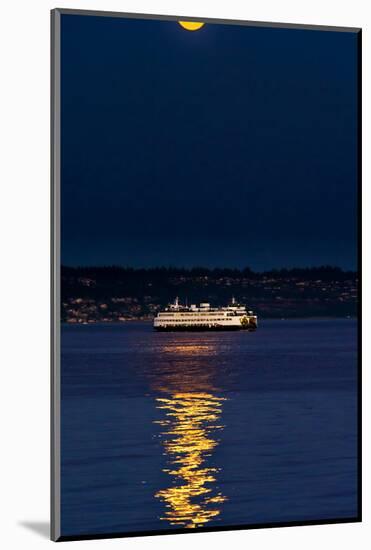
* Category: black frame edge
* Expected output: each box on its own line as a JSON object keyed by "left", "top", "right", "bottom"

{"left": 54, "top": 7, "right": 361, "bottom": 33}
{"left": 57, "top": 517, "right": 361, "bottom": 542}
{"left": 50, "top": 8, "right": 362, "bottom": 542}
{"left": 51, "top": 7, "right": 61, "bottom": 543}
{"left": 356, "top": 27, "right": 362, "bottom": 523}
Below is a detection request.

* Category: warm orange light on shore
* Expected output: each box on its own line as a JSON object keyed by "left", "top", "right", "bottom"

{"left": 178, "top": 21, "right": 205, "bottom": 31}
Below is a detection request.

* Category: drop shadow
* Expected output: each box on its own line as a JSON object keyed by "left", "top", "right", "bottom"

{"left": 19, "top": 521, "right": 50, "bottom": 539}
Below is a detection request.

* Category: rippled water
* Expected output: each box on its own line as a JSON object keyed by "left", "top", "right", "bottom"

{"left": 60, "top": 319, "right": 358, "bottom": 537}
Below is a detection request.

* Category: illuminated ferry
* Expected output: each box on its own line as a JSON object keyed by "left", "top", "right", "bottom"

{"left": 153, "top": 297, "right": 257, "bottom": 332}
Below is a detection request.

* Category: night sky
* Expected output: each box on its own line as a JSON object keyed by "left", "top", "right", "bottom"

{"left": 61, "top": 14, "right": 359, "bottom": 270}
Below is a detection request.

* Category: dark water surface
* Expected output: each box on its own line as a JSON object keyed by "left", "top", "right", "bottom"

{"left": 61, "top": 319, "right": 358, "bottom": 537}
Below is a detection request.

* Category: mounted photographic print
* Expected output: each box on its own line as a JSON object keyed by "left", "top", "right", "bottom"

{"left": 51, "top": 9, "right": 361, "bottom": 541}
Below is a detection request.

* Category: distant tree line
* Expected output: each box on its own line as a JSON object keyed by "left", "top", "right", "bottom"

{"left": 61, "top": 265, "right": 357, "bottom": 319}
{"left": 62, "top": 264, "right": 356, "bottom": 282}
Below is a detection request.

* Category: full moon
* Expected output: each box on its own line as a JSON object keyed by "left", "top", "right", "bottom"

{"left": 178, "top": 21, "right": 205, "bottom": 31}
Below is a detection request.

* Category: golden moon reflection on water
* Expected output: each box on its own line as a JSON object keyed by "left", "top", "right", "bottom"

{"left": 152, "top": 341, "right": 227, "bottom": 529}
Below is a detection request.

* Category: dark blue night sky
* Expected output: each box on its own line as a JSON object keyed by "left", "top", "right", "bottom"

{"left": 61, "top": 14, "right": 359, "bottom": 270}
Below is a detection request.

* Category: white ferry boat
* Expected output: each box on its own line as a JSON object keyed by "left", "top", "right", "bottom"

{"left": 153, "top": 297, "right": 257, "bottom": 332}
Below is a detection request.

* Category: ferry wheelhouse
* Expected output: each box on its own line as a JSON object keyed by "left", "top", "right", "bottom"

{"left": 153, "top": 297, "right": 257, "bottom": 332}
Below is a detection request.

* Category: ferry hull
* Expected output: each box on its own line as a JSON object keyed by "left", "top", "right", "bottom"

{"left": 154, "top": 324, "right": 256, "bottom": 332}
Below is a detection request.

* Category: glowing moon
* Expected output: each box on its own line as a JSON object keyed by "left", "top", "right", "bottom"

{"left": 178, "top": 21, "right": 205, "bottom": 31}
